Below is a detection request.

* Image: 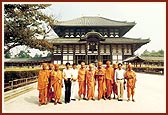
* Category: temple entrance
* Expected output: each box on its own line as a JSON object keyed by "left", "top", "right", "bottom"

{"left": 88, "top": 55, "right": 98, "bottom": 64}
{"left": 85, "top": 31, "right": 104, "bottom": 64}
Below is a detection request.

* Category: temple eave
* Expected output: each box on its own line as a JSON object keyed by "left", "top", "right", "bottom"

{"left": 47, "top": 38, "right": 150, "bottom": 45}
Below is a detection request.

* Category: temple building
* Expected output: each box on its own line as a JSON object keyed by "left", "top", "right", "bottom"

{"left": 48, "top": 16, "right": 150, "bottom": 64}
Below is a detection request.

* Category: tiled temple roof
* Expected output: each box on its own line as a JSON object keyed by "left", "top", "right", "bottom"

{"left": 55, "top": 16, "right": 136, "bottom": 27}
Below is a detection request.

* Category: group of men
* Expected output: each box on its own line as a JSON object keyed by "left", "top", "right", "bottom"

{"left": 37, "top": 61, "right": 137, "bottom": 106}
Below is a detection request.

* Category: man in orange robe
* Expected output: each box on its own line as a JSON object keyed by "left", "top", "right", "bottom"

{"left": 51, "top": 64, "right": 63, "bottom": 105}
{"left": 86, "top": 64, "right": 95, "bottom": 101}
{"left": 47, "top": 63, "right": 54, "bottom": 102}
{"left": 78, "top": 62, "right": 87, "bottom": 100}
{"left": 37, "top": 63, "right": 49, "bottom": 106}
{"left": 124, "top": 64, "right": 137, "bottom": 102}
{"left": 112, "top": 63, "right": 118, "bottom": 99}
{"left": 105, "top": 61, "right": 114, "bottom": 100}
{"left": 95, "top": 61, "right": 106, "bottom": 100}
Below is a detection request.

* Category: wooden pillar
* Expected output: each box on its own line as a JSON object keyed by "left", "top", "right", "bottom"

{"left": 67, "top": 44, "right": 69, "bottom": 54}
{"left": 76, "top": 55, "right": 78, "bottom": 64}
{"left": 73, "top": 45, "right": 76, "bottom": 64}
{"left": 10, "top": 81, "right": 13, "bottom": 89}
{"left": 61, "top": 45, "right": 63, "bottom": 64}
{"left": 122, "top": 45, "right": 124, "bottom": 61}
{"left": 85, "top": 43, "right": 88, "bottom": 65}
{"left": 98, "top": 43, "right": 101, "bottom": 62}
{"left": 131, "top": 44, "right": 134, "bottom": 56}
{"left": 51, "top": 47, "right": 54, "bottom": 63}
{"left": 110, "top": 44, "right": 113, "bottom": 62}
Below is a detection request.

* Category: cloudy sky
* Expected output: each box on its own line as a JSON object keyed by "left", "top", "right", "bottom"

{"left": 42, "top": 2, "right": 166, "bottom": 55}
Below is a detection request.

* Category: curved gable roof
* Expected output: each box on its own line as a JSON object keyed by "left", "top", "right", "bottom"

{"left": 80, "top": 31, "right": 105, "bottom": 41}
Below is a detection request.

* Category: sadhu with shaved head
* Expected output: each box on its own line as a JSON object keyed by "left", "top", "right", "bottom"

{"left": 37, "top": 63, "right": 50, "bottom": 106}
{"left": 47, "top": 63, "right": 55, "bottom": 102}
{"left": 86, "top": 63, "right": 96, "bottom": 101}
{"left": 50, "top": 64, "right": 63, "bottom": 105}
{"left": 105, "top": 61, "right": 114, "bottom": 100}
{"left": 95, "top": 61, "right": 106, "bottom": 100}
{"left": 78, "top": 62, "right": 87, "bottom": 100}
{"left": 124, "top": 64, "right": 137, "bottom": 102}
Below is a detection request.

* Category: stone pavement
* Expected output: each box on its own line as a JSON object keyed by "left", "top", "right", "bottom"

{"left": 3, "top": 73, "right": 166, "bottom": 113}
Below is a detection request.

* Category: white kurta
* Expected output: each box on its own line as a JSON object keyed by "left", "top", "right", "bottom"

{"left": 71, "top": 68, "right": 78, "bottom": 99}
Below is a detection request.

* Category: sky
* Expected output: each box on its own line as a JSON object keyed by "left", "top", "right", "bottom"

{"left": 9, "top": 2, "right": 166, "bottom": 57}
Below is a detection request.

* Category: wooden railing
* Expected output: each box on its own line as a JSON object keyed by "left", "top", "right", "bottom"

{"left": 132, "top": 66, "right": 164, "bottom": 75}
{"left": 4, "top": 76, "right": 37, "bottom": 92}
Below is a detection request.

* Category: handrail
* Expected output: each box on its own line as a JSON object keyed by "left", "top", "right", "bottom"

{"left": 4, "top": 76, "right": 37, "bottom": 91}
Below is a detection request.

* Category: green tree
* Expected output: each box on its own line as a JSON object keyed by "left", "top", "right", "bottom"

{"left": 158, "top": 49, "right": 164, "bottom": 55}
{"left": 141, "top": 49, "right": 164, "bottom": 57}
{"left": 15, "top": 50, "right": 31, "bottom": 58}
{"left": 4, "top": 51, "right": 12, "bottom": 58}
{"left": 141, "top": 49, "right": 150, "bottom": 57}
{"left": 4, "top": 4, "right": 55, "bottom": 54}
{"left": 34, "top": 53, "right": 43, "bottom": 58}
{"left": 46, "top": 52, "right": 52, "bottom": 57}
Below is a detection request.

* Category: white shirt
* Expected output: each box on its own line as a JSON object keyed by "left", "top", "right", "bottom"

{"left": 115, "top": 68, "right": 125, "bottom": 81}
{"left": 71, "top": 68, "right": 78, "bottom": 80}
{"left": 63, "top": 68, "right": 73, "bottom": 79}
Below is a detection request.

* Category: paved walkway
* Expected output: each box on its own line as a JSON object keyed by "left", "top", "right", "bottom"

{"left": 3, "top": 73, "right": 166, "bottom": 113}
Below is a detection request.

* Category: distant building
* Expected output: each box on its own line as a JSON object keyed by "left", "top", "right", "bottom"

{"left": 4, "top": 57, "right": 51, "bottom": 68}
{"left": 123, "top": 56, "right": 164, "bottom": 67}
{"left": 123, "top": 56, "right": 164, "bottom": 74}
{"left": 48, "top": 16, "right": 150, "bottom": 64}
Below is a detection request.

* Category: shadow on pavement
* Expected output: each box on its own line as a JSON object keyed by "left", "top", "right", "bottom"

{"left": 24, "top": 96, "right": 38, "bottom": 105}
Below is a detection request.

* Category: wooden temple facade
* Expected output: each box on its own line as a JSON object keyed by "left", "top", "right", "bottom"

{"left": 49, "top": 16, "right": 150, "bottom": 64}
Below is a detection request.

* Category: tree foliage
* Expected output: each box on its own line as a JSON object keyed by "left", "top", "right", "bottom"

{"left": 141, "top": 49, "right": 164, "bottom": 57}
{"left": 4, "top": 4, "right": 55, "bottom": 54}
{"left": 4, "top": 51, "right": 12, "bottom": 58}
{"left": 15, "top": 50, "right": 32, "bottom": 58}
{"left": 46, "top": 52, "right": 52, "bottom": 57}
{"left": 33, "top": 53, "right": 43, "bottom": 58}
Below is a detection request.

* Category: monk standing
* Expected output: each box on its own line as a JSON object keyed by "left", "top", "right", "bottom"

{"left": 86, "top": 64, "right": 95, "bottom": 101}
{"left": 124, "top": 64, "right": 137, "bottom": 102}
{"left": 52, "top": 64, "right": 63, "bottom": 105}
{"left": 47, "top": 63, "right": 54, "bottom": 102}
{"left": 95, "top": 61, "right": 106, "bottom": 100}
{"left": 37, "top": 63, "right": 49, "bottom": 106}
{"left": 105, "top": 61, "right": 114, "bottom": 100}
{"left": 78, "top": 62, "right": 87, "bottom": 100}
